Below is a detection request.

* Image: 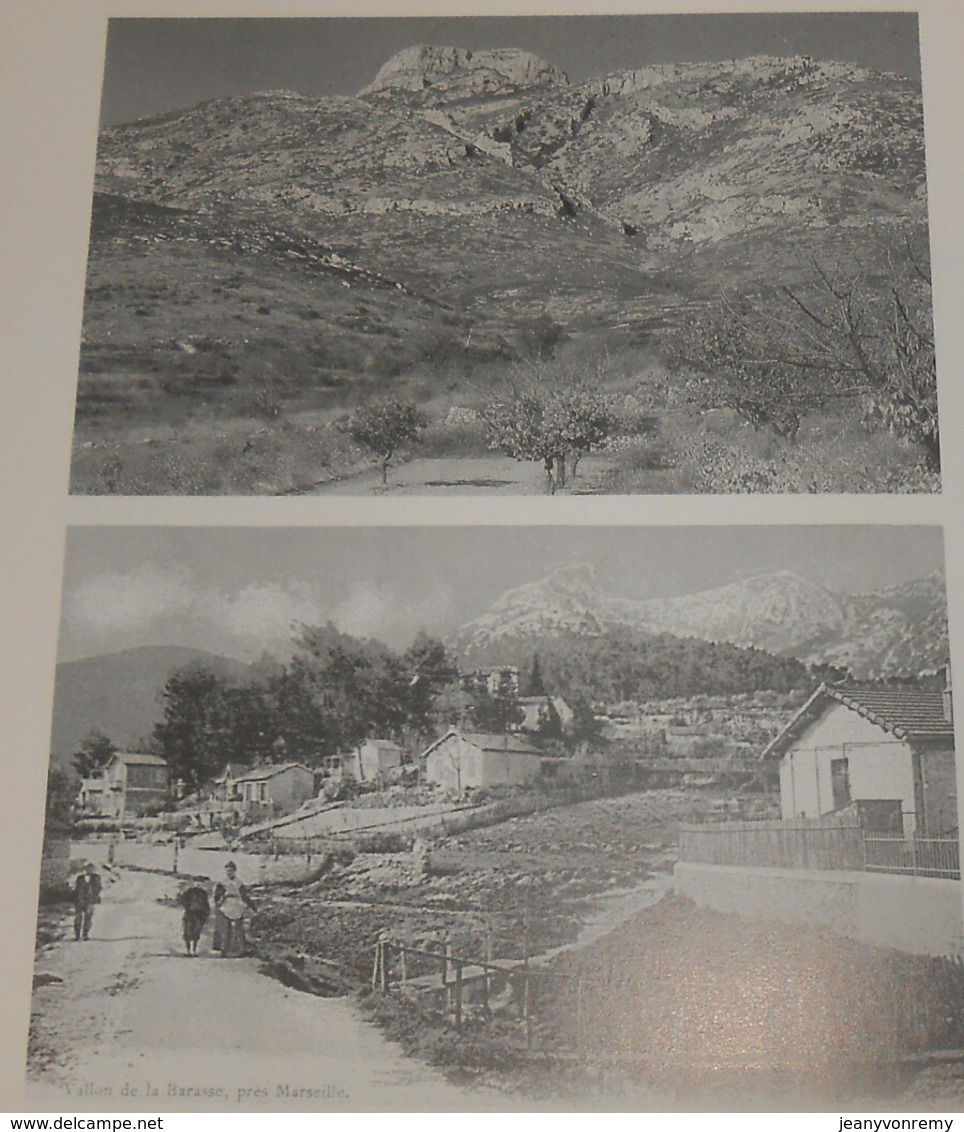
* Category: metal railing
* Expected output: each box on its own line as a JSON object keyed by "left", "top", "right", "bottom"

{"left": 863, "top": 836, "right": 960, "bottom": 880}
{"left": 680, "top": 820, "right": 960, "bottom": 880}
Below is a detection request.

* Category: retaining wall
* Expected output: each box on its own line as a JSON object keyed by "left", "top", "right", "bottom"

{"left": 71, "top": 840, "right": 323, "bottom": 884}
{"left": 674, "top": 861, "right": 964, "bottom": 958}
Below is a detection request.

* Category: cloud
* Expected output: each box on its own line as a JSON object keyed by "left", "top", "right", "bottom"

{"left": 330, "top": 582, "right": 455, "bottom": 645}
{"left": 68, "top": 564, "right": 197, "bottom": 633}
{"left": 220, "top": 583, "right": 328, "bottom": 644}
{"left": 66, "top": 566, "right": 455, "bottom": 658}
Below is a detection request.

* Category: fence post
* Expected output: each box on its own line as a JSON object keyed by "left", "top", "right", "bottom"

{"left": 523, "top": 896, "right": 532, "bottom": 1051}
{"left": 454, "top": 960, "right": 463, "bottom": 1033}
{"left": 576, "top": 976, "right": 584, "bottom": 1065}
{"left": 483, "top": 930, "right": 492, "bottom": 1017}
{"left": 380, "top": 939, "right": 390, "bottom": 993}
{"left": 523, "top": 967, "right": 532, "bottom": 1051}
{"left": 371, "top": 942, "right": 381, "bottom": 993}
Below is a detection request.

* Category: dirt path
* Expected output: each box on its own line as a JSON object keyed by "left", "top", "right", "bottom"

{"left": 26, "top": 869, "right": 482, "bottom": 1112}
{"left": 310, "top": 454, "right": 613, "bottom": 495}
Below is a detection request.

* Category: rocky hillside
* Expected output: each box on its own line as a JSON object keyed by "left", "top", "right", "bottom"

{"left": 451, "top": 565, "right": 948, "bottom": 679}
{"left": 81, "top": 44, "right": 928, "bottom": 394}
{"left": 96, "top": 47, "right": 925, "bottom": 253}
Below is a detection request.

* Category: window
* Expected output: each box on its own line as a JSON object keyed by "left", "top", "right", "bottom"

{"left": 831, "top": 757, "right": 851, "bottom": 810}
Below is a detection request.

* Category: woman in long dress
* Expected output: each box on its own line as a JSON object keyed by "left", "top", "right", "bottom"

{"left": 213, "top": 860, "right": 256, "bottom": 957}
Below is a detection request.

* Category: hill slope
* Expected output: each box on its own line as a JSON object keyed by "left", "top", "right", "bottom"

{"left": 50, "top": 646, "right": 251, "bottom": 770}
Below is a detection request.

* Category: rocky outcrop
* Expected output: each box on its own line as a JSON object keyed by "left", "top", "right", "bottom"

{"left": 360, "top": 44, "right": 567, "bottom": 96}
{"left": 95, "top": 49, "right": 925, "bottom": 264}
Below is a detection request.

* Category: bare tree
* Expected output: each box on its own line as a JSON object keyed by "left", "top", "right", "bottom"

{"left": 677, "top": 230, "right": 939, "bottom": 470}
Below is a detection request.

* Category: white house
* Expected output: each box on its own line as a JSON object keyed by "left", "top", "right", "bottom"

{"left": 763, "top": 683, "right": 956, "bottom": 836}
{"left": 422, "top": 730, "right": 543, "bottom": 791}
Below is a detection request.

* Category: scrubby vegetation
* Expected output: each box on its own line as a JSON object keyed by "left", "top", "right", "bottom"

{"left": 71, "top": 311, "right": 939, "bottom": 495}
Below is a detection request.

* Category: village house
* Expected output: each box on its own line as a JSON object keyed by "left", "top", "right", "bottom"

{"left": 211, "top": 762, "right": 248, "bottom": 804}
{"left": 213, "top": 762, "right": 315, "bottom": 814}
{"left": 674, "top": 673, "right": 961, "bottom": 958}
{"left": 459, "top": 666, "right": 521, "bottom": 697}
{"left": 327, "top": 739, "right": 403, "bottom": 784}
{"left": 763, "top": 682, "right": 956, "bottom": 837}
{"left": 422, "top": 730, "right": 543, "bottom": 791}
{"left": 76, "top": 775, "right": 108, "bottom": 814}
{"left": 514, "top": 695, "right": 574, "bottom": 735}
{"left": 77, "top": 751, "right": 170, "bottom": 819}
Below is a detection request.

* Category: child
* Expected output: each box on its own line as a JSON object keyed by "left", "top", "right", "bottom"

{"left": 179, "top": 883, "right": 210, "bottom": 956}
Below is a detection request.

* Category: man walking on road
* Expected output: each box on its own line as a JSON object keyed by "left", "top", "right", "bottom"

{"left": 72, "top": 862, "right": 102, "bottom": 941}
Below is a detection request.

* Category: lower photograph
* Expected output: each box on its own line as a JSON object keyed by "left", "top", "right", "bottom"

{"left": 27, "top": 523, "right": 961, "bottom": 1111}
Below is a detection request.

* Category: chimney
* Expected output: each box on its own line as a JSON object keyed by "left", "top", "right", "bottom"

{"left": 943, "top": 660, "right": 953, "bottom": 725}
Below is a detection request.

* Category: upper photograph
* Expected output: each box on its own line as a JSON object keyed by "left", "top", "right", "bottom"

{"left": 71, "top": 13, "right": 939, "bottom": 496}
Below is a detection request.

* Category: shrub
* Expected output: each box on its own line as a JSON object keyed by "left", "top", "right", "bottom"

{"left": 342, "top": 397, "right": 428, "bottom": 485}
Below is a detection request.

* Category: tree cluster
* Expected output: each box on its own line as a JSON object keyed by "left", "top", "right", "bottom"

{"left": 71, "top": 727, "right": 119, "bottom": 778}
{"left": 482, "top": 388, "right": 616, "bottom": 493}
{"left": 499, "top": 628, "right": 832, "bottom": 708}
{"left": 481, "top": 359, "right": 618, "bottom": 493}
{"left": 151, "top": 628, "right": 460, "bottom": 794}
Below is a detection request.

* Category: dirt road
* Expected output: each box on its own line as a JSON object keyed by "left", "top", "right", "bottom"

{"left": 26, "top": 869, "right": 480, "bottom": 1112}
{"left": 310, "top": 454, "right": 613, "bottom": 495}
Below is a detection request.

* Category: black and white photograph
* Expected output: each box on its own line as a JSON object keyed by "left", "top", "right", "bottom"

{"left": 70, "top": 12, "right": 940, "bottom": 496}
{"left": 26, "top": 524, "right": 963, "bottom": 1111}
{"left": 4, "top": 0, "right": 964, "bottom": 1122}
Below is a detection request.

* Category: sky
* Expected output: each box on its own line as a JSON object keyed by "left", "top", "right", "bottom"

{"left": 57, "top": 525, "right": 945, "bottom": 663}
{"left": 99, "top": 12, "right": 921, "bottom": 126}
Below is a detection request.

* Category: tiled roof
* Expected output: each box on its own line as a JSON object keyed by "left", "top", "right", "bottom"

{"left": 825, "top": 686, "right": 952, "bottom": 738}
{"left": 764, "top": 683, "right": 954, "bottom": 758}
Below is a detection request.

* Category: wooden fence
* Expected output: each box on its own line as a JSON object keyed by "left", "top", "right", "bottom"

{"left": 678, "top": 816, "right": 865, "bottom": 872}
